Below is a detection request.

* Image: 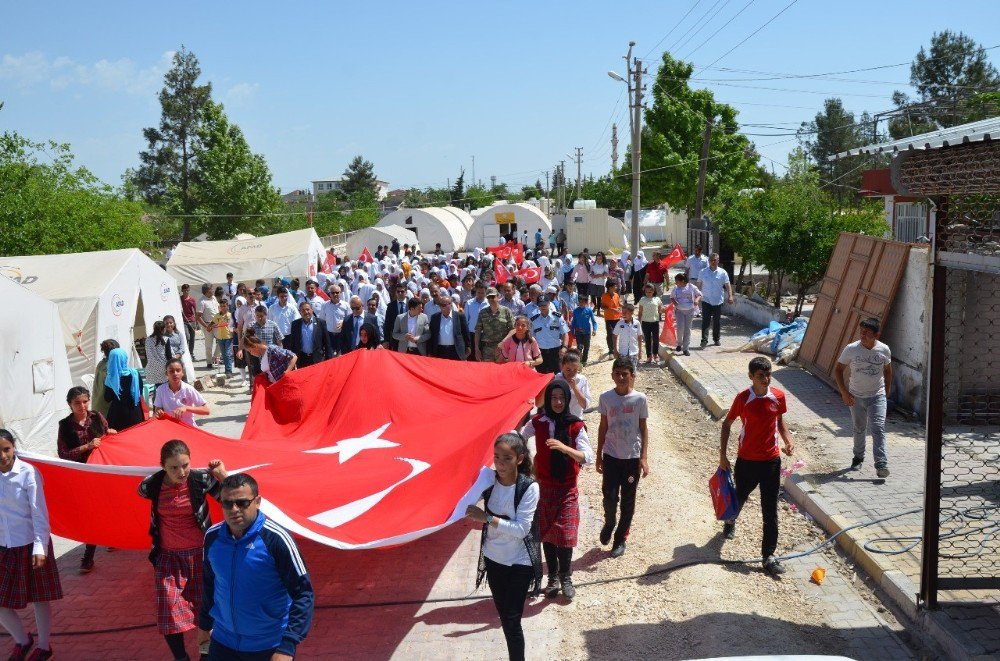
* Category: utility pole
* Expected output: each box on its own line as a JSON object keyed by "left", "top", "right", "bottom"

{"left": 490, "top": 175, "right": 496, "bottom": 191}
{"left": 611, "top": 123, "right": 619, "bottom": 171}
{"left": 545, "top": 170, "right": 550, "bottom": 210}
{"left": 471, "top": 156, "right": 475, "bottom": 190}
{"left": 693, "top": 116, "right": 714, "bottom": 228}
{"left": 574, "top": 147, "right": 583, "bottom": 202}
{"left": 559, "top": 160, "right": 567, "bottom": 213}
{"left": 628, "top": 43, "right": 644, "bottom": 257}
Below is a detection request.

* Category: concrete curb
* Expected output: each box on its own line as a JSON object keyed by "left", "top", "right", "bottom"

{"left": 673, "top": 356, "right": 982, "bottom": 660}
{"left": 666, "top": 355, "right": 728, "bottom": 419}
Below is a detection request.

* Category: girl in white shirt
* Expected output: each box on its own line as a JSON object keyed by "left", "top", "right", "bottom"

{"left": 466, "top": 433, "right": 539, "bottom": 661}
{"left": 0, "top": 429, "right": 61, "bottom": 660}
{"left": 589, "top": 252, "right": 609, "bottom": 316}
{"left": 670, "top": 273, "right": 703, "bottom": 356}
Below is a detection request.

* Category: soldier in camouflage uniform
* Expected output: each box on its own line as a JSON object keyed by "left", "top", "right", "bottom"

{"left": 475, "top": 287, "right": 514, "bottom": 362}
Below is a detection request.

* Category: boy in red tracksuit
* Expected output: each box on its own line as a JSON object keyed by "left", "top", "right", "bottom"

{"left": 718, "top": 356, "right": 795, "bottom": 576}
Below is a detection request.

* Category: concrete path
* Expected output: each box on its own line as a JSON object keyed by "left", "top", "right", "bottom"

{"left": 668, "top": 313, "right": 1000, "bottom": 660}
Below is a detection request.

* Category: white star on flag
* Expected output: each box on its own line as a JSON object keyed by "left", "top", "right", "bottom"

{"left": 304, "top": 422, "right": 398, "bottom": 463}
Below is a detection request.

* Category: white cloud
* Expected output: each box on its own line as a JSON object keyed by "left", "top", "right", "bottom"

{"left": 0, "top": 50, "right": 173, "bottom": 96}
{"left": 225, "top": 82, "right": 259, "bottom": 104}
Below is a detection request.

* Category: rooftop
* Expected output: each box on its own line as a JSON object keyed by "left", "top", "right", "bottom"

{"left": 832, "top": 116, "right": 1000, "bottom": 159}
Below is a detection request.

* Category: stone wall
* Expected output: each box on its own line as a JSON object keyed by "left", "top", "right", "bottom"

{"left": 883, "top": 246, "right": 931, "bottom": 417}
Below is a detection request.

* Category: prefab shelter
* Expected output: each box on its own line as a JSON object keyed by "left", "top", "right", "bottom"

{"left": 626, "top": 208, "right": 688, "bottom": 244}
{"left": 441, "top": 206, "right": 475, "bottom": 232}
{"left": 0, "top": 249, "right": 194, "bottom": 389}
{"left": 466, "top": 203, "right": 552, "bottom": 249}
{"left": 347, "top": 225, "right": 420, "bottom": 260}
{"left": 565, "top": 208, "right": 628, "bottom": 254}
{"left": 0, "top": 276, "right": 74, "bottom": 455}
{"left": 166, "top": 228, "right": 327, "bottom": 285}
{"left": 375, "top": 208, "right": 469, "bottom": 253}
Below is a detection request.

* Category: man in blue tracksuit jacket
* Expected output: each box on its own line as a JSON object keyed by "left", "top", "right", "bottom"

{"left": 199, "top": 474, "right": 314, "bottom": 660}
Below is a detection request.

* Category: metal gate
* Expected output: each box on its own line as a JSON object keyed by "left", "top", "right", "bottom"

{"left": 921, "top": 192, "right": 1000, "bottom": 607}
{"left": 798, "top": 233, "right": 911, "bottom": 389}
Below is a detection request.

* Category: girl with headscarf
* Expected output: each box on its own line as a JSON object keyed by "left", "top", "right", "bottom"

{"left": 104, "top": 347, "right": 145, "bottom": 431}
{"left": 631, "top": 250, "right": 648, "bottom": 302}
{"left": 519, "top": 381, "right": 593, "bottom": 600}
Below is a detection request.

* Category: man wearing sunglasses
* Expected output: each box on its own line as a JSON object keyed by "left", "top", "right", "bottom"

{"left": 199, "top": 474, "right": 314, "bottom": 660}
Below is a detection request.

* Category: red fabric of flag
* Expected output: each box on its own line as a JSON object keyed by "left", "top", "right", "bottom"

{"left": 494, "top": 260, "right": 512, "bottom": 285}
{"left": 658, "top": 243, "right": 686, "bottom": 270}
{"left": 359, "top": 247, "right": 374, "bottom": 263}
{"left": 25, "top": 351, "right": 549, "bottom": 550}
{"left": 659, "top": 303, "right": 677, "bottom": 348}
{"left": 515, "top": 267, "right": 541, "bottom": 284}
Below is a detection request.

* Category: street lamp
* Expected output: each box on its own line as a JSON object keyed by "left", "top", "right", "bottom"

{"left": 607, "top": 71, "right": 626, "bottom": 83}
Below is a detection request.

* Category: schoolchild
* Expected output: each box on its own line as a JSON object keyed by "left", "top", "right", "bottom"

{"left": 570, "top": 295, "right": 598, "bottom": 365}
{"left": 612, "top": 303, "right": 643, "bottom": 371}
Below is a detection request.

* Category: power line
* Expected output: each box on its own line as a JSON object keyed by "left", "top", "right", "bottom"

{"left": 693, "top": 0, "right": 800, "bottom": 75}
{"left": 642, "top": 0, "right": 704, "bottom": 59}
{"left": 671, "top": 0, "right": 733, "bottom": 56}
{"left": 682, "top": 0, "right": 756, "bottom": 60}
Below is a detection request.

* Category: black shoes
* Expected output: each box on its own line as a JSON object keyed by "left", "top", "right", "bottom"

{"left": 560, "top": 574, "right": 576, "bottom": 600}
{"left": 723, "top": 521, "right": 736, "bottom": 540}
{"left": 851, "top": 456, "right": 863, "bottom": 469}
{"left": 876, "top": 465, "right": 890, "bottom": 478}
{"left": 599, "top": 521, "right": 615, "bottom": 546}
{"left": 610, "top": 542, "right": 626, "bottom": 558}
{"left": 544, "top": 575, "right": 560, "bottom": 598}
{"left": 763, "top": 556, "right": 786, "bottom": 576}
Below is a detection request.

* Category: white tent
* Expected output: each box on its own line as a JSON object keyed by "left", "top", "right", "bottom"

{"left": 0, "top": 276, "right": 74, "bottom": 455}
{"left": 466, "top": 202, "right": 552, "bottom": 249}
{"left": 166, "top": 228, "right": 326, "bottom": 285}
{"left": 347, "top": 225, "right": 420, "bottom": 259}
{"left": 0, "top": 249, "right": 194, "bottom": 388}
{"left": 440, "top": 206, "right": 475, "bottom": 231}
{"left": 626, "top": 208, "right": 688, "bottom": 244}
{"left": 375, "top": 208, "right": 469, "bottom": 253}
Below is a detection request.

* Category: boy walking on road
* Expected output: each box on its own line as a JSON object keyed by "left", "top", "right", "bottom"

{"left": 834, "top": 317, "right": 892, "bottom": 478}
{"left": 597, "top": 357, "right": 649, "bottom": 559}
{"left": 719, "top": 357, "right": 794, "bottom": 576}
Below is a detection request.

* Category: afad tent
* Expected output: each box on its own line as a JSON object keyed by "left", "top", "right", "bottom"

{"left": 0, "top": 249, "right": 194, "bottom": 389}
{"left": 375, "top": 208, "right": 469, "bottom": 253}
{"left": 166, "top": 228, "right": 326, "bottom": 285}
{"left": 466, "top": 202, "right": 552, "bottom": 249}
{"left": 0, "top": 276, "right": 74, "bottom": 455}
{"left": 346, "top": 224, "right": 420, "bottom": 260}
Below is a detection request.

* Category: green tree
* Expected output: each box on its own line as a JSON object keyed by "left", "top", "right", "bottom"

{"left": 132, "top": 47, "right": 212, "bottom": 240}
{"left": 343, "top": 189, "right": 380, "bottom": 231}
{"left": 402, "top": 187, "right": 424, "bottom": 207}
{"left": 1, "top": 132, "right": 153, "bottom": 256}
{"left": 465, "top": 184, "right": 496, "bottom": 210}
{"left": 192, "top": 101, "right": 283, "bottom": 239}
{"left": 890, "top": 31, "right": 1000, "bottom": 138}
{"left": 340, "top": 155, "right": 378, "bottom": 196}
{"left": 450, "top": 168, "right": 465, "bottom": 206}
{"left": 424, "top": 186, "right": 451, "bottom": 205}
{"left": 797, "top": 98, "right": 875, "bottom": 206}
{"left": 627, "top": 52, "right": 758, "bottom": 213}
{"left": 571, "top": 175, "right": 631, "bottom": 210}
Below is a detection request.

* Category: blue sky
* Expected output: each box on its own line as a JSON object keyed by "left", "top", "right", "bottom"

{"left": 3, "top": 1, "right": 999, "bottom": 194}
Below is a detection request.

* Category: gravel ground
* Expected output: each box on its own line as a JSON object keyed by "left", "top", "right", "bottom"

{"left": 549, "top": 356, "right": 889, "bottom": 660}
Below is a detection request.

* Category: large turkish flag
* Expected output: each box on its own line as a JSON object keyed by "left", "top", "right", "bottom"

{"left": 22, "top": 351, "right": 550, "bottom": 550}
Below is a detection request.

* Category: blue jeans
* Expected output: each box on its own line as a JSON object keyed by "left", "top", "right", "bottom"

{"left": 216, "top": 337, "right": 234, "bottom": 375}
{"left": 851, "top": 393, "right": 887, "bottom": 467}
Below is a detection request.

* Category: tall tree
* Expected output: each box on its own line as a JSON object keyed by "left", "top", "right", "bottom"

{"left": 626, "top": 53, "right": 759, "bottom": 214}
{"left": 890, "top": 31, "right": 1000, "bottom": 138}
{"left": 797, "top": 98, "right": 874, "bottom": 206}
{"left": 340, "top": 155, "right": 378, "bottom": 196}
{"left": 132, "top": 47, "right": 212, "bottom": 240}
{"left": 450, "top": 168, "right": 465, "bottom": 206}
{"left": 1, "top": 132, "right": 153, "bottom": 256}
{"left": 193, "top": 101, "right": 283, "bottom": 239}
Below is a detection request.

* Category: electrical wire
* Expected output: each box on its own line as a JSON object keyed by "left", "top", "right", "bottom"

{"left": 642, "top": 0, "right": 705, "bottom": 60}
{"left": 671, "top": 0, "right": 733, "bottom": 56}
{"left": 682, "top": 0, "right": 756, "bottom": 61}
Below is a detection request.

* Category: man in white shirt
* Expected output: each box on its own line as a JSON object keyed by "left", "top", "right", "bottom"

{"left": 318, "top": 285, "right": 349, "bottom": 356}
{"left": 685, "top": 245, "right": 709, "bottom": 285}
{"left": 834, "top": 317, "right": 893, "bottom": 478}
{"left": 266, "top": 286, "right": 300, "bottom": 336}
{"left": 699, "top": 253, "right": 733, "bottom": 348}
{"left": 301, "top": 280, "right": 325, "bottom": 316}
{"left": 196, "top": 283, "right": 220, "bottom": 369}
{"left": 222, "top": 273, "right": 239, "bottom": 301}
{"left": 465, "top": 282, "right": 489, "bottom": 335}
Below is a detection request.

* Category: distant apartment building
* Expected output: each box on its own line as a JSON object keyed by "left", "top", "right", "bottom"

{"left": 312, "top": 178, "right": 390, "bottom": 201}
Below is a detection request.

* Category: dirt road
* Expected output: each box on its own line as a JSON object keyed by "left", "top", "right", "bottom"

{"left": 545, "top": 357, "right": 915, "bottom": 660}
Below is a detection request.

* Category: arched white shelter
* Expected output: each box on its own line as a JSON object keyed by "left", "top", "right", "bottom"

{"left": 466, "top": 202, "right": 552, "bottom": 249}
{"left": 347, "top": 225, "right": 420, "bottom": 259}
{"left": 441, "top": 206, "right": 475, "bottom": 232}
{"left": 375, "top": 207, "right": 469, "bottom": 253}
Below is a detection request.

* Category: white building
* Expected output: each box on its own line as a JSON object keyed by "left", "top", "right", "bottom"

{"left": 312, "top": 178, "right": 390, "bottom": 201}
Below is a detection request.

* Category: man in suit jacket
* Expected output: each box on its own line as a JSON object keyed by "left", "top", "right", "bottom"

{"left": 383, "top": 283, "right": 409, "bottom": 348}
{"left": 429, "top": 297, "right": 471, "bottom": 360}
{"left": 286, "top": 301, "right": 333, "bottom": 367}
{"left": 339, "top": 295, "right": 380, "bottom": 353}
{"left": 392, "top": 298, "right": 431, "bottom": 355}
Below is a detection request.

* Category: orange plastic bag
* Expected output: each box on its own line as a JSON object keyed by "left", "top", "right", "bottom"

{"left": 810, "top": 568, "right": 826, "bottom": 585}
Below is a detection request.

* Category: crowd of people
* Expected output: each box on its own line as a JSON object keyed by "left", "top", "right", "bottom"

{"left": 0, "top": 235, "right": 902, "bottom": 661}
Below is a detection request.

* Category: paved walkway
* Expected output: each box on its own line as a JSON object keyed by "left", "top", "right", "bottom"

{"left": 668, "top": 313, "right": 1000, "bottom": 659}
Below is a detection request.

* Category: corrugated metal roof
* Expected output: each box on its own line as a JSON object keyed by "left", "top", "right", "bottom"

{"left": 831, "top": 116, "right": 1000, "bottom": 159}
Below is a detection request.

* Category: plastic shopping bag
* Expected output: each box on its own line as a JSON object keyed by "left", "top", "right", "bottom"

{"left": 709, "top": 467, "right": 740, "bottom": 520}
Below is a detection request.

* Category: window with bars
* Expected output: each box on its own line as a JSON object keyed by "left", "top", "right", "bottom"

{"left": 895, "top": 202, "right": 925, "bottom": 243}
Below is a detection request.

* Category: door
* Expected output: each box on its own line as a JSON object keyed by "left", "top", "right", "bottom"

{"left": 798, "top": 233, "right": 911, "bottom": 388}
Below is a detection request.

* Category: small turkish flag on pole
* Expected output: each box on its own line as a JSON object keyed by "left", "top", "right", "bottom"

{"left": 658, "top": 243, "right": 686, "bottom": 270}
{"left": 494, "top": 260, "right": 512, "bottom": 285}
{"left": 515, "top": 267, "right": 541, "bottom": 284}
{"left": 359, "top": 247, "right": 374, "bottom": 263}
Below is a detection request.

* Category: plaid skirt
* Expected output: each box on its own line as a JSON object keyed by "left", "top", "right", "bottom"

{"left": 538, "top": 484, "right": 580, "bottom": 547}
{"left": 0, "top": 541, "right": 63, "bottom": 609}
{"left": 154, "top": 548, "right": 203, "bottom": 635}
